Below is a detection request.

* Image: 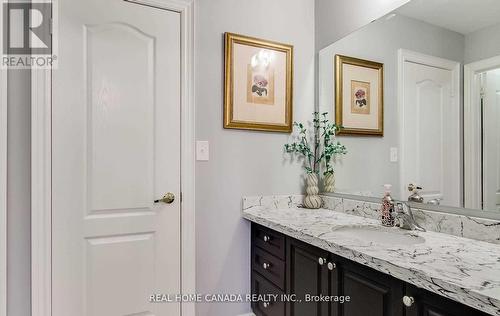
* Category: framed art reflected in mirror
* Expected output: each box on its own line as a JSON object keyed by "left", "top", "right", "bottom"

{"left": 335, "top": 55, "right": 384, "bottom": 136}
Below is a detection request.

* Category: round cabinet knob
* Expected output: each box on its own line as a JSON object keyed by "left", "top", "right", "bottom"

{"left": 327, "top": 262, "right": 336, "bottom": 270}
{"left": 263, "top": 302, "right": 270, "bottom": 308}
{"left": 318, "top": 257, "right": 326, "bottom": 265}
{"left": 402, "top": 296, "right": 415, "bottom": 307}
{"left": 263, "top": 235, "right": 270, "bottom": 242}
{"left": 262, "top": 262, "right": 270, "bottom": 270}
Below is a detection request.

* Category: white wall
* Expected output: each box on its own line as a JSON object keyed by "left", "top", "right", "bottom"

{"left": 315, "top": 0, "right": 410, "bottom": 51}
{"left": 195, "top": 0, "right": 315, "bottom": 315}
{"left": 7, "top": 70, "right": 31, "bottom": 316}
{"left": 318, "top": 14, "right": 464, "bottom": 199}
{"left": 465, "top": 22, "right": 500, "bottom": 63}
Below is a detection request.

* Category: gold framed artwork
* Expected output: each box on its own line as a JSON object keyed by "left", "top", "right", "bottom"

{"left": 335, "top": 55, "right": 384, "bottom": 136}
{"left": 224, "top": 32, "right": 293, "bottom": 132}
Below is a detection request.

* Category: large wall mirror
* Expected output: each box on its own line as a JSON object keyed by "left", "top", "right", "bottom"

{"left": 319, "top": 0, "right": 500, "bottom": 215}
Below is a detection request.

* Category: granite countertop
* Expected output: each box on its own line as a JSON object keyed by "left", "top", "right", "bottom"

{"left": 242, "top": 205, "right": 500, "bottom": 316}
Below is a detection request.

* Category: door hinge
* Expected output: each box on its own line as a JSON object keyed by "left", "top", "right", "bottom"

{"left": 479, "top": 73, "right": 486, "bottom": 98}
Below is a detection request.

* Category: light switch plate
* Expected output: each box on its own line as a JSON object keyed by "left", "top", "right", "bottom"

{"left": 390, "top": 147, "right": 398, "bottom": 162}
{"left": 196, "top": 141, "right": 209, "bottom": 161}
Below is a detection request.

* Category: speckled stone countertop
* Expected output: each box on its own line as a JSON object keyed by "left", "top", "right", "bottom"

{"left": 242, "top": 204, "right": 500, "bottom": 315}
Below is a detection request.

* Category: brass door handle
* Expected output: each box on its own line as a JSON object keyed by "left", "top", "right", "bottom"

{"left": 154, "top": 192, "right": 175, "bottom": 204}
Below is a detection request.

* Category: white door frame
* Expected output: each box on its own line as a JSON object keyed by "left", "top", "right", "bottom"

{"left": 0, "top": 71, "right": 6, "bottom": 316}
{"left": 464, "top": 55, "right": 500, "bottom": 209}
{"left": 30, "top": 1, "right": 195, "bottom": 316}
{"left": 397, "top": 49, "right": 461, "bottom": 200}
{"left": 0, "top": 4, "right": 7, "bottom": 313}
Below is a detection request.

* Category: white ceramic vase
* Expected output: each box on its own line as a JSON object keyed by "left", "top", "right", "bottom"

{"left": 303, "top": 173, "right": 323, "bottom": 209}
{"left": 323, "top": 172, "right": 335, "bottom": 193}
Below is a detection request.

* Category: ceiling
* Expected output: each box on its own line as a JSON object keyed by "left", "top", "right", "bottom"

{"left": 395, "top": 0, "right": 500, "bottom": 35}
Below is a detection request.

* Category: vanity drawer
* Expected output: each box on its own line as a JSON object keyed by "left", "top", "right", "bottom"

{"left": 252, "top": 245, "right": 285, "bottom": 290}
{"left": 251, "top": 272, "right": 285, "bottom": 316}
{"left": 252, "top": 223, "right": 285, "bottom": 260}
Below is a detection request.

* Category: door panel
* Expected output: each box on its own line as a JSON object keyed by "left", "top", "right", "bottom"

{"left": 286, "top": 238, "right": 329, "bottom": 316}
{"left": 343, "top": 271, "right": 387, "bottom": 315}
{"left": 402, "top": 60, "right": 460, "bottom": 206}
{"left": 340, "top": 262, "right": 404, "bottom": 316}
{"left": 87, "top": 23, "right": 155, "bottom": 213}
{"left": 53, "top": 1, "right": 181, "bottom": 315}
{"left": 86, "top": 233, "right": 155, "bottom": 316}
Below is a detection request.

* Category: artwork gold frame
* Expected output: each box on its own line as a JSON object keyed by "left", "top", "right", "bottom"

{"left": 335, "top": 55, "right": 384, "bottom": 136}
{"left": 224, "top": 32, "right": 293, "bottom": 132}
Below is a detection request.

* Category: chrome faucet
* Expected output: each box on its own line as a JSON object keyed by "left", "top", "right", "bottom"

{"left": 394, "top": 201, "right": 426, "bottom": 232}
{"left": 407, "top": 184, "right": 424, "bottom": 203}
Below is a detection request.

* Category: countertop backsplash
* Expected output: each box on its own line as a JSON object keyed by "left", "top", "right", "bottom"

{"left": 242, "top": 195, "right": 500, "bottom": 244}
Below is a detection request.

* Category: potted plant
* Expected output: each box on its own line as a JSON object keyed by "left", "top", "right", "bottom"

{"left": 284, "top": 112, "right": 347, "bottom": 208}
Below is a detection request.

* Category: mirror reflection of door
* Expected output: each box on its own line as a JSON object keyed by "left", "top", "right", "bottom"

{"left": 482, "top": 69, "right": 500, "bottom": 211}
{"left": 399, "top": 52, "right": 461, "bottom": 207}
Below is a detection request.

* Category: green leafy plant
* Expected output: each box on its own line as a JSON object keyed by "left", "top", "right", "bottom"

{"left": 284, "top": 112, "right": 347, "bottom": 175}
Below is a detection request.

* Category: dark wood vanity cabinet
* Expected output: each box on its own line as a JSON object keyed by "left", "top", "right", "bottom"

{"left": 251, "top": 223, "right": 489, "bottom": 316}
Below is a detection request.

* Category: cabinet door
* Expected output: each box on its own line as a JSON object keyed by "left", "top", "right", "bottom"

{"left": 339, "top": 260, "right": 404, "bottom": 316}
{"left": 286, "top": 238, "right": 329, "bottom": 316}
{"left": 404, "top": 284, "right": 489, "bottom": 316}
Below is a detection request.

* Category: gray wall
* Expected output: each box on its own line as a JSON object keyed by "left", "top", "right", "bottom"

{"left": 315, "top": 0, "right": 410, "bottom": 51}
{"left": 194, "top": 0, "right": 314, "bottom": 315}
{"left": 5, "top": 1, "right": 413, "bottom": 316}
{"left": 7, "top": 70, "right": 31, "bottom": 316}
{"left": 318, "top": 14, "right": 464, "bottom": 199}
{"left": 465, "top": 22, "right": 500, "bottom": 63}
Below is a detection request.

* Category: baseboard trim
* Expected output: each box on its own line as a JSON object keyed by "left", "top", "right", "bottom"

{"left": 237, "top": 313, "right": 256, "bottom": 316}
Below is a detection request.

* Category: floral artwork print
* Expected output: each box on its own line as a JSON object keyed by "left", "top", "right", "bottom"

{"left": 252, "top": 75, "right": 268, "bottom": 96}
{"left": 350, "top": 80, "right": 370, "bottom": 115}
{"left": 247, "top": 64, "right": 275, "bottom": 105}
{"left": 355, "top": 89, "right": 366, "bottom": 107}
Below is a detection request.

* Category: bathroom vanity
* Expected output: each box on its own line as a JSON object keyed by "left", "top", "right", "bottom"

{"left": 246, "top": 0, "right": 500, "bottom": 315}
{"left": 243, "top": 196, "right": 500, "bottom": 316}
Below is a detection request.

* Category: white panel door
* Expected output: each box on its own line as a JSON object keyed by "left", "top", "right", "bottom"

{"left": 402, "top": 61, "right": 460, "bottom": 206}
{"left": 483, "top": 70, "right": 500, "bottom": 211}
{"left": 52, "top": 0, "right": 181, "bottom": 315}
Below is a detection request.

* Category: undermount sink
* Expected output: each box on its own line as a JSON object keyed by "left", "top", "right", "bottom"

{"left": 331, "top": 225, "right": 426, "bottom": 246}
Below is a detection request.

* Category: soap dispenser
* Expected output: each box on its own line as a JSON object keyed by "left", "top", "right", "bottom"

{"left": 380, "top": 184, "right": 395, "bottom": 227}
